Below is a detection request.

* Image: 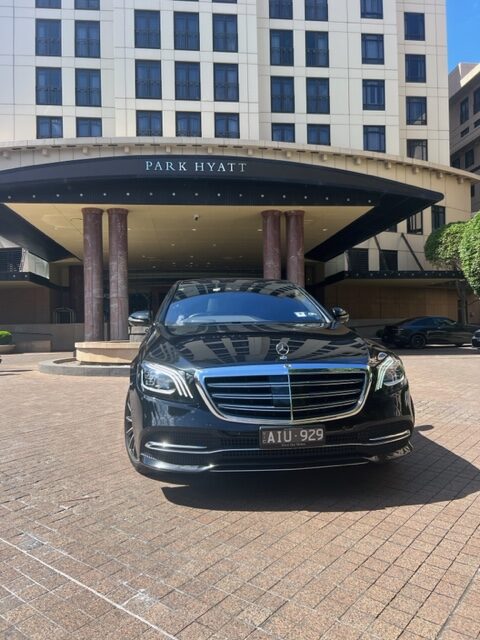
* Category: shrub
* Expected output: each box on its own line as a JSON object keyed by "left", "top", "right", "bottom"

{"left": 0, "top": 331, "right": 13, "bottom": 345}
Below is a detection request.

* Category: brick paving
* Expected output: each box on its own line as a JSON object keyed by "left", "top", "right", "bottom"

{"left": 0, "top": 348, "right": 479, "bottom": 640}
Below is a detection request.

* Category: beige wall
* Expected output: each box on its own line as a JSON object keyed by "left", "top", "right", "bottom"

{"left": 325, "top": 282, "right": 458, "bottom": 320}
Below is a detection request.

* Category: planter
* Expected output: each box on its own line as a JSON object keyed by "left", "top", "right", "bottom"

{"left": 0, "top": 344, "right": 15, "bottom": 354}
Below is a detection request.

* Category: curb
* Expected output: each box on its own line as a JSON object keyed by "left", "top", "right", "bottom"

{"left": 38, "top": 358, "right": 130, "bottom": 377}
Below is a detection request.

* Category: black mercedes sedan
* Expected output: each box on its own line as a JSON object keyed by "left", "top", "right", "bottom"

{"left": 125, "top": 279, "right": 414, "bottom": 476}
{"left": 381, "top": 316, "right": 480, "bottom": 349}
{"left": 473, "top": 329, "right": 480, "bottom": 350}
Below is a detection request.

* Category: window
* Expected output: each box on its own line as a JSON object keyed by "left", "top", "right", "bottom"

{"left": 176, "top": 112, "right": 201, "bottom": 137}
{"left": 404, "top": 13, "right": 425, "bottom": 40}
{"left": 214, "top": 0, "right": 237, "bottom": 3}
{"left": 305, "top": 31, "right": 328, "bottom": 67}
{"left": 305, "top": 0, "right": 328, "bottom": 21}
{"left": 36, "top": 67, "right": 62, "bottom": 105}
{"left": 451, "top": 157, "right": 460, "bottom": 169}
{"left": 361, "top": 0, "right": 383, "bottom": 19}
{"left": 36, "top": 0, "right": 60, "bottom": 7}
{"left": 363, "top": 79, "right": 385, "bottom": 110}
{"left": 465, "top": 149, "right": 474, "bottom": 167}
{"left": 215, "top": 113, "right": 240, "bottom": 138}
{"left": 361, "top": 34, "right": 384, "bottom": 64}
{"left": 75, "top": 21, "right": 100, "bottom": 57}
{"left": 270, "top": 30, "right": 293, "bottom": 65}
{"left": 75, "top": 68, "right": 101, "bottom": 105}
{"left": 75, "top": 0, "right": 99, "bottom": 8}
{"left": 175, "top": 62, "right": 200, "bottom": 100}
{"left": 431, "top": 205, "right": 446, "bottom": 230}
{"left": 348, "top": 248, "right": 369, "bottom": 272}
{"left": 363, "top": 125, "right": 385, "bottom": 152}
{"left": 471, "top": 185, "right": 475, "bottom": 198}
{"left": 36, "top": 19, "right": 61, "bottom": 56}
{"left": 379, "top": 249, "right": 397, "bottom": 271}
{"left": 135, "top": 61, "right": 161, "bottom": 99}
{"left": 306, "top": 78, "right": 329, "bottom": 113}
{"left": 461, "top": 127, "right": 469, "bottom": 138}
{"left": 174, "top": 13, "right": 199, "bottom": 50}
{"left": 405, "top": 54, "right": 426, "bottom": 82}
{"left": 213, "top": 14, "right": 237, "bottom": 52}
{"left": 407, "top": 211, "right": 423, "bottom": 234}
{"left": 269, "top": 0, "right": 292, "bottom": 19}
{"left": 272, "top": 123, "right": 295, "bottom": 142}
{"left": 271, "top": 76, "right": 294, "bottom": 112}
{"left": 307, "top": 124, "right": 330, "bottom": 145}
{"left": 214, "top": 63, "right": 239, "bottom": 101}
{"left": 460, "top": 98, "right": 469, "bottom": 124}
{"left": 474, "top": 88, "right": 480, "bottom": 114}
{"left": 136, "top": 111, "right": 162, "bottom": 136}
{"left": 135, "top": 10, "right": 160, "bottom": 49}
{"left": 76, "top": 117, "right": 102, "bottom": 137}
{"left": 37, "top": 116, "right": 62, "bottom": 138}
{"left": 407, "top": 139, "right": 428, "bottom": 160}
{"left": 406, "top": 96, "right": 427, "bottom": 124}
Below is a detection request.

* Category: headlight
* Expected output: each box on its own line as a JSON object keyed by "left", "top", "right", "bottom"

{"left": 375, "top": 356, "right": 406, "bottom": 390}
{"left": 140, "top": 362, "right": 193, "bottom": 399}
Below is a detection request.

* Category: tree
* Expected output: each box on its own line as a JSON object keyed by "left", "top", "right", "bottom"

{"left": 459, "top": 212, "right": 480, "bottom": 297}
{"left": 424, "top": 221, "right": 468, "bottom": 323}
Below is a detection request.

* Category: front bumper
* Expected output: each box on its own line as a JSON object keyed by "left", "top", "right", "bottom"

{"left": 129, "top": 384, "right": 414, "bottom": 473}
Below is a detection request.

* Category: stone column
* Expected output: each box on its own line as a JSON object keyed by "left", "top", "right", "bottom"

{"left": 107, "top": 208, "right": 129, "bottom": 341}
{"left": 261, "top": 210, "right": 282, "bottom": 280}
{"left": 82, "top": 208, "right": 104, "bottom": 341}
{"left": 285, "top": 210, "right": 305, "bottom": 287}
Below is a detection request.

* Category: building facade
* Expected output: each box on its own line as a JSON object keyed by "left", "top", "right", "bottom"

{"left": 0, "top": 0, "right": 476, "bottom": 346}
{"left": 449, "top": 62, "right": 480, "bottom": 212}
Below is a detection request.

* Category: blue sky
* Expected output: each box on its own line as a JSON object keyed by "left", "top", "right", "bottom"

{"left": 447, "top": 0, "right": 480, "bottom": 70}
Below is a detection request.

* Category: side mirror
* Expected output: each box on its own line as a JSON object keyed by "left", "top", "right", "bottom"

{"left": 331, "top": 307, "right": 350, "bottom": 324}
{"left": 128, "top": 310, "right": 152, "bottom": 327}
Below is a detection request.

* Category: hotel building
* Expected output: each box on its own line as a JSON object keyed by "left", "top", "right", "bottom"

{"left": 0, "top": 0, "right": 476, "bottom": 348}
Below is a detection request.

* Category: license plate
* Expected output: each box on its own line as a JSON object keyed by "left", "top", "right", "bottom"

{"left": 260, "top": 426, "right": 325, "bottom": 449}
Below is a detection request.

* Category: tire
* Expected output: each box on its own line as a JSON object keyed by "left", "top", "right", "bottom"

{"left": 124, "top": 395, "right": 160, "bottom": 478}
{"left": 409, "top": 333, "right": 427, "bottom": 349}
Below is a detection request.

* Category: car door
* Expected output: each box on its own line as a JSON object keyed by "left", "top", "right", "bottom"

{"left": 434, "top": 318, "right": 464, "bottom": 344}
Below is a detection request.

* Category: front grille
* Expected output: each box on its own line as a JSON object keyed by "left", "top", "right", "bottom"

{"left": 201, "top": 365, "right": 369, "bottom": 423}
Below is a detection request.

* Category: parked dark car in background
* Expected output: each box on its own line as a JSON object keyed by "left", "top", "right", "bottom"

{"left": 472, "top": 329, "right": 480, "bottom": 350}
{"left": 381, "top": 316, "right": 480, "bottom": 349}
{"left": 125, "top": 279, "right": 414, "bottom": 477}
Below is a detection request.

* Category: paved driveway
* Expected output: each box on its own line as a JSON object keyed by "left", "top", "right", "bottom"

{"left": 0, "top": 349, "right": 479, "bottom": 640}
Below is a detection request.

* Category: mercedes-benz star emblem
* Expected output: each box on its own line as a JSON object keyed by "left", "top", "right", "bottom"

{"left": 276, "top": 342, "right": 289, "bottom": 358}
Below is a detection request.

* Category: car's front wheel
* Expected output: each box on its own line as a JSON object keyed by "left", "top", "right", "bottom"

{"left": 124, "top": 395, "right": 159, "bottom": 478}
{"left": 409, "top": 333, "right": 427, "bottom": 349}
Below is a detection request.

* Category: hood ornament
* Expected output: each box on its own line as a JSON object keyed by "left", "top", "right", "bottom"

{"left": 276, "top": 341, "right": 289, "bottom": 359}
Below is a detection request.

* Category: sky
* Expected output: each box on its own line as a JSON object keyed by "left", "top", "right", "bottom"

{"left": 447, "top": 0, "right": 480, "bottom": 70}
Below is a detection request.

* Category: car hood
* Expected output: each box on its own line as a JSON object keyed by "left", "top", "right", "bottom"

{"left": 142, "top": 322, "right": 379, "bottom": 370}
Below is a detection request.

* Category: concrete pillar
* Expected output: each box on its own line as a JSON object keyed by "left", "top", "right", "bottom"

{"left": 285, "top": 210, "right": 305, "bottom": 287}
{"left": 261, "top": 210, "right": 282, "bottom": 280}
{"left": 82, "top": 208, "right": 104, "bottom": 341}
{"left": 107, "top": 208, "right": 129, "bottom": 341}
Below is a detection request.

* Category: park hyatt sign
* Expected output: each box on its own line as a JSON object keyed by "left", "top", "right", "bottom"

{"left": 144, "top": 158, "right": 248, "bottom": 174}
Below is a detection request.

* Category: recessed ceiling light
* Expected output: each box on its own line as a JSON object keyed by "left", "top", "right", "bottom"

{"left": 192, "top": 228, "right": 197, "bottom": 231}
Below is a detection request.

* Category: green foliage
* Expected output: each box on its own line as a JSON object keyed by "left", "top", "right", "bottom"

{"left": 424, "top": 221, "right": 466, "bottom": 271}
{"left": 459, "top": 213, "right": 480, "bottom": 296}
{"left": 0, "top": 330, "right": 12, "bottom": 345}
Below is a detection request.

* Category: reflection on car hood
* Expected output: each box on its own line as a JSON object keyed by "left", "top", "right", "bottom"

{"left": 144, "top": 322, "right": 374, "bottom": 369}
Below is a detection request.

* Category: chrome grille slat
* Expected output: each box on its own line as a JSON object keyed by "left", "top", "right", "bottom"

{"left": 200, "top": 365, "right": 369, "bottom": 424}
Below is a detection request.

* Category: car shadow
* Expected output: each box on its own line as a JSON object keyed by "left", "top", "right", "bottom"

{"left": 160, "top": 428, "right": 480, "bottom": 512}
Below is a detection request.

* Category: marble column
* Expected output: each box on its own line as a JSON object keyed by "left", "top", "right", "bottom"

{"left": 82, "top": 207, "right": 104, "bottom": 341}
{"left": 285, "top": 210, "right": 305, "bottom": 287}
{"left": 261, "top": 210, "right": 282, "bottom": 280}
{"left": 107, "top": 208, "right": 129, "bottom": 341}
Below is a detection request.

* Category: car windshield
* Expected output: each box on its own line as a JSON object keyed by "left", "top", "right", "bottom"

{"left": 164, "top": 281, "right": 329, "bottom": 326}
